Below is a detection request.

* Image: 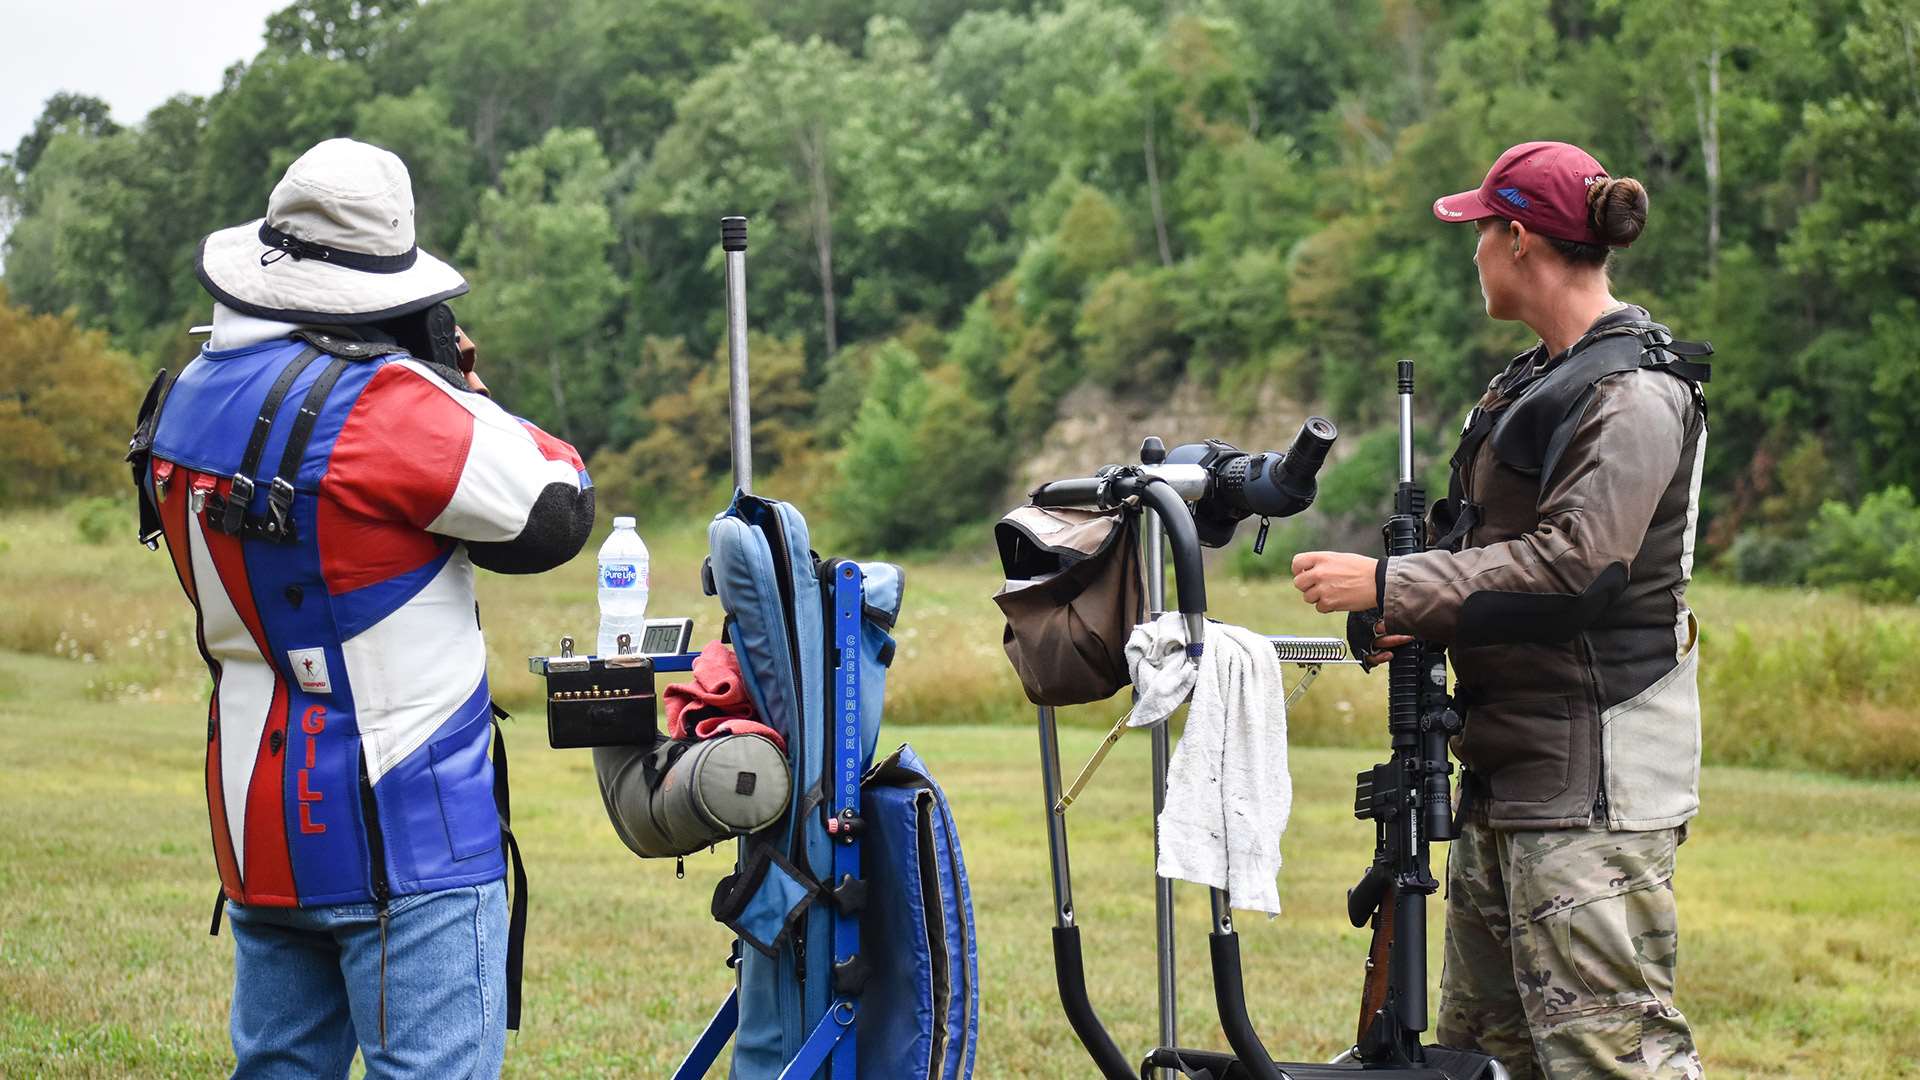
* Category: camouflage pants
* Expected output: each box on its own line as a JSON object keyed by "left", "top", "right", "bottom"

{"left": 1436, "top": 819, "right": 1703, "bottom": 1079}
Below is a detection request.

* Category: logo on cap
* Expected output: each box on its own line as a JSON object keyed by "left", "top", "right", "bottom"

{"left": 1495, "top": 187, "right": 1530, "bottom": 210}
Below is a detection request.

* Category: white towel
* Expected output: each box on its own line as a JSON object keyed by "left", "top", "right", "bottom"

{"left": 1123, "top": 612, "right": 1198, "bottom": 729}
{"left": 1127, "top": 613, "right": 1292, "bottom": 915}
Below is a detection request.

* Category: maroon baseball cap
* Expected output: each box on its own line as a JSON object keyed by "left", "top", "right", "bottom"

{"left": 1431, "top": 141, "right": 1623, "bottom": 247}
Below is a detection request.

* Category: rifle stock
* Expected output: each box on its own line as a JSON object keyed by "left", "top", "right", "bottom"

{"left": 1357, "top": 884, "right": 1396, "bottom": 1048}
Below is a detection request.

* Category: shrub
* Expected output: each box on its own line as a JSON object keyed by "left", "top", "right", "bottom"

{"left": 829, "top": 347, "right": 1010, "bottom": 553}
{"left": 1804, "top": 486, "right": 1920, "bottom": 603}
{"left": 0, "top": 287, "right": 146, "bottom": 507}
{"left": 1725, "top": 529, "right": 1812, "bottom": 586}
{"left": 71, "top": 495, "right": 127, "bottom": 546}
{"left": 1076, "top": 268, "right": 1184, "bottom": 390}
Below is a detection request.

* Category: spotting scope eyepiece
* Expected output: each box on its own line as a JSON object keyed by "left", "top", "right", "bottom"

{"left": 1267, "top": 415, "right": 1337, "bottom": 515}
{"left": 1163, "top": 416, "right": 1340, "bottom": 547}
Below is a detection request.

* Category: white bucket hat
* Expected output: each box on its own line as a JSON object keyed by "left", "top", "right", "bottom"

{"left": 195, "top": 138, "right": 467, "bottom": 324}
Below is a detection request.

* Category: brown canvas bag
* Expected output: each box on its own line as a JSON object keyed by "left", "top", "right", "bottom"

{"left": 993, "top": 504, "right": 1144, "bottom": 706}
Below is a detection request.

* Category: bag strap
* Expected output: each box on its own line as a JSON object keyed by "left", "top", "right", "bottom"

{"left": 784, "top": 1001, "right": 855, "bottom": 1079}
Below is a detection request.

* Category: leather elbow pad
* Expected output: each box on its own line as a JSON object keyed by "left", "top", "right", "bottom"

{"left": 466, "top": 485, "right": 596, "bottom": 574}
{"left": 1453, "top": 561, "right": 1628, "bottom": 647}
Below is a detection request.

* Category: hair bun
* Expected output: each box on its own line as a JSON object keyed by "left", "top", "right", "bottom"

{"left": 1586, "top": 176, "right": 1648, "bottom": 247}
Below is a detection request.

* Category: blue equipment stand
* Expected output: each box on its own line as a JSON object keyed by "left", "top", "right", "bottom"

{"left": 675, "top": 991, "right": 740, "bottom": 1079}
{"left": 650, "top": 651, "right": 698, "bottom": 675}
{"left": 822, "top": 560, "right": 865, "bottom": 1080}
{"left": 669, "top": 562, "right": 866, "bottom": 1080}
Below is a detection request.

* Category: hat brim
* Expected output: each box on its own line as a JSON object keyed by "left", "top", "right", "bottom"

{"left": 1431, "top": 189, "right": 1502, "bottom": 225}
{"left": 196, "top": 218, "right": 469, "bottom": 325}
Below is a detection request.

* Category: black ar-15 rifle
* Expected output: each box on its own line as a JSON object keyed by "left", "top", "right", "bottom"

{"left": 1348, "top": 360, "right": 1465, "bottom": 1066}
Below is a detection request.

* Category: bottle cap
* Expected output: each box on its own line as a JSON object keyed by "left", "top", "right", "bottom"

{"left": 613, "top": 516, "right": 636, "bottom": 529}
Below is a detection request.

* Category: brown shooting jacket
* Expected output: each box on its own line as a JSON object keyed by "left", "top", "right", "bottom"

{"left": 1384, "top": 306, "right": 1707, "bottom": 830}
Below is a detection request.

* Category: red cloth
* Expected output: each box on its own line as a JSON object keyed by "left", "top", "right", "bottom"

{"left": 663, "top": 640, "right": 785, "bottom": 752}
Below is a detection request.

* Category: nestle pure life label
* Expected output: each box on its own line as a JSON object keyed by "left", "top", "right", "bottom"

{"left": 601, "top": 563, "right": 644, "bottom": 589}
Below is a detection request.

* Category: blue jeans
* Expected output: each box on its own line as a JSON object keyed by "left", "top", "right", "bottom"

{"left": 226, "top": 879, "right": 508, "bottom": 1079}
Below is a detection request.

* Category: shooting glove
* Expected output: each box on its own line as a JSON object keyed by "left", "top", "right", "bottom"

{"left": 1348, "top": 609, "right": 1384, "bottom": 673}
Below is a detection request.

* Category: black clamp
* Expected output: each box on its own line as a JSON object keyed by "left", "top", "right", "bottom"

{"left": 1396, "top": 866, "right": 1440, "bottom": 895}
{"left": 830, "top": 874, "right": 868, "bottom": 916}
{"left": 832, "top": 953, "right": 870, "bottom": 996}
{"left": 824, "top": 809, "right": 865, "bottom": 843}
{"left": 1421, "top": 707, "right": 1463, "bottom": 736}
{"left": 1092, "top": 464, "right": 1141, "bottom": 509}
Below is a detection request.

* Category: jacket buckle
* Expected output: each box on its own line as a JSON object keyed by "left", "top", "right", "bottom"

{"left": 264, "top": 477, "right": 296, "bottom": 539}
{"left": 217, "top": 474, "right": 254, "bottom": 534}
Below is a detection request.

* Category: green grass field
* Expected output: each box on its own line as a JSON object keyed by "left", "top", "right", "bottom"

{"left": 2, "top": 507, "right": 1919, "bottom": 1076}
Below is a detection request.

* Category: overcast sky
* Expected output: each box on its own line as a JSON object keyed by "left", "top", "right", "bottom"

{"left": 2, "top": 0, "right": 273, "bottom": 161}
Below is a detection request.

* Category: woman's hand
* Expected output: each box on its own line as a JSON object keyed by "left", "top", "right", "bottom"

{"left": 1293, "top": 551, "right": 1412, "bottom": 663}
{"left": 1290, "top": 551, "right": 1382, "bottom": 614}
{"left": 1362, "top": 620, "right": 1415, "bottom": 667}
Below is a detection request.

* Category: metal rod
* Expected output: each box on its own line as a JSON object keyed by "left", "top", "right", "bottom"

{"left": 1042, "top": 704, "right": 1137, "bottom": 1080}
{"left": 1397, "top": 359, "right": 1415, "bottom": 485}
{"left": 1056, "top": 707, "right": 1134, "bottom": 815}
{"left": 1037, "top": 706, "right": 1077, "bottom": 928}
{"left": 1209, "top": 888, "right": 1233, "bottom": 935}
{"left": 721, "top": 216, "right": 752, "bottom": 494}
{"left": 1143, "top": 504, "right": 1178, "bottom": 1072}
{"left": 1283, "top": 664, "right": 1323, "bottom": 711}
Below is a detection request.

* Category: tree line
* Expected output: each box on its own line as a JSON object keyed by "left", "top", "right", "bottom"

{"left": 3, "top": 0, "right": 1918, "bottom": 597}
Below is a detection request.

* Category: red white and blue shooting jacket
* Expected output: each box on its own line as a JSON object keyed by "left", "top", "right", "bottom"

{"left": 143, "top": 315, "right": 592, "bottom": 908}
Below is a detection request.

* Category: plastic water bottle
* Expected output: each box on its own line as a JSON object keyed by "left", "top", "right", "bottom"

{"left": 597, "top": 516, "right": 650, "bottom": 656}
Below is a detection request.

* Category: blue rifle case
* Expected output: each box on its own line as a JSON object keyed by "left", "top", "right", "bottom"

{"left": 680, "top": 492, "right": 978, "bottom": 1080}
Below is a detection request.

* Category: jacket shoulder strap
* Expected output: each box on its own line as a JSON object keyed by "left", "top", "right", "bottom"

{"left": 1488, "top": 322, "right": 1709, "bottom": 481}
{"left": 206, "top": 345, "right": 322, "bottom": 537}
{"left": 1534, "top": 325, "right": 1714, "bottom": 484}
{"left": 254, "top": 356, "right": 354, "bottom": 542}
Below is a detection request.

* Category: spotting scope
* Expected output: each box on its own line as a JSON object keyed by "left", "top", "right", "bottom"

{"left": 1162, "top": 417, "right": 1338, "bottom": 547}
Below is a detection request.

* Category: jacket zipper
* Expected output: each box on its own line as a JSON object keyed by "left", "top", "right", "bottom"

{"left": 358, "top": 756, "right": 390, "bottom": 902}
{"left": 1575, "top": 634, "right": 1609, "bottom": 827}
{"left": 358, "top": 755, "right": 392, "bottom": 1047}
